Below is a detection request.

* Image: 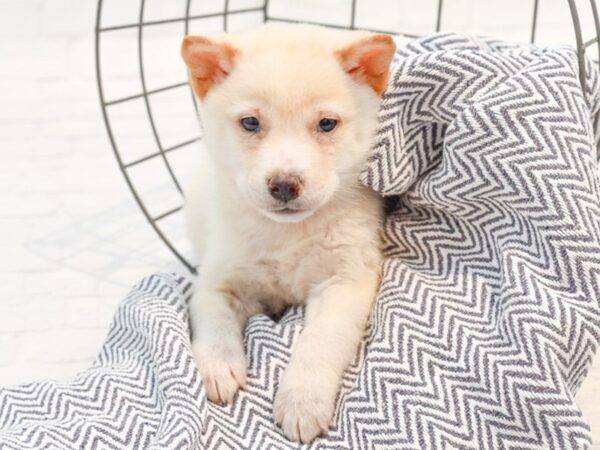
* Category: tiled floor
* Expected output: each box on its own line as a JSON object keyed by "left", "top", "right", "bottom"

{"left": 0, "top": 0, "right": 598, "bottom": 446}
{"left": 0, "top": 0, "right": 186, "bottom": 384}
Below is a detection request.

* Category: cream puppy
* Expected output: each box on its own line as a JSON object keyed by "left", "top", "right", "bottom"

{"left": 181, "top": 24, "right": 395, "bottom": 443}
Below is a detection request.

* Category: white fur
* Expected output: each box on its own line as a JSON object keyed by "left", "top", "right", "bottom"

{"left": 184, "top": 24, "right": 387, "bottom": 443}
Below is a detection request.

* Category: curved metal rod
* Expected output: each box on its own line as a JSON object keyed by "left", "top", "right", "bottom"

{"left": 350, "top": 0, "right": 357, "bottom": 29}
{"left": 566, "top": 0, "right": 587, "bottom": 91}
{"left": 99, "top": 8, "right": 264, "bottom": 32}
{"left": 530, "top": 0, "right": 539, "bottom": 43}
{"left": 184, "top": 0, "right": 200, "bottom": 117}
{"left": 591, "top": 0, "right": 600, "bottom": 68}
{"left": 435, "top": 0, "right": 443, "bottom": 32}
{"left": 95, "top": 0, "right": 196, "bottom": 274}
{"left": 591, "top": 0, "right": 600, "bottom": 161}
{"left": 223, "top": 0, "right": 230, "bottom": 32}
{"left": 138, "top": 0, "right": 184, "bottom": 195}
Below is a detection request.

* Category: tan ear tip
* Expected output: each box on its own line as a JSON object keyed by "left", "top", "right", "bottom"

{"left": 181, "top": 35, "right": 211, "bottom": 52}
{"left": 372, "top": 34, "right": 394, "bottom": 43}
{"left": 181, "top": 35, "right": 195, "bottom": 59}
{"left": 372, "top": 34, "right": 396, "bottom": 52}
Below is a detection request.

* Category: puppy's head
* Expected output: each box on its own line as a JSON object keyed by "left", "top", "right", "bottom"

{"left": 182, "top": 24, "right": 395, "bottom": 223}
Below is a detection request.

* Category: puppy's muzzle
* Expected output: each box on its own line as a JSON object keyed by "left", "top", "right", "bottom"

{"left": 268, "top": 175, "right": 302, "bottom": 203}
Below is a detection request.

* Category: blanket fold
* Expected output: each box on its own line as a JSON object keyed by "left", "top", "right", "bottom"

{"left": 2, "top": 33, "right": 599, "bottom": 449}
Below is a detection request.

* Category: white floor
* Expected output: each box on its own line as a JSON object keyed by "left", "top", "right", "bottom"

{"left": 0, "top": 0, "right": 598, "bottom": 446}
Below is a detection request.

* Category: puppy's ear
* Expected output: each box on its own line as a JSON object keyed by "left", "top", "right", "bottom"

{"left": 335, "top": 34, "right": 396, "bottom": 96}
{"left": 181, "top": 35, "right": 237, "bottom": 99}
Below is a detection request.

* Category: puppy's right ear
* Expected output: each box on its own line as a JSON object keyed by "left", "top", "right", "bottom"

{"left": 181, "top": 35, "right": 237, "bottom": 99}
{"left": 335, "top": 34, "right": 396, "bottom": 96}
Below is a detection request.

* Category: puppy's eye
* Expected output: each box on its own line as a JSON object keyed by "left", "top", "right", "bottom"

{"left": 318, "top": 118, "right": 337, "bottom": 132}
{"left": 240, "top": 116, "right": 260, "bottom": 132}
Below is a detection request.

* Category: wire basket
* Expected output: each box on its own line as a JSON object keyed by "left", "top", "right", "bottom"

{"left": 95, "top": 0, "right": 600, "bottom": 274}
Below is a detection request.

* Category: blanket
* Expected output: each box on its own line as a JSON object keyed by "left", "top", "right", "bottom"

{"left": 1, "top": 33, "right": 600, "bottom": 449}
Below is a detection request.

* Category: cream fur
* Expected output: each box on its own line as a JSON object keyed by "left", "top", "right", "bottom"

{"left": 183, "top": 24, "right": 393, "bottom": 443}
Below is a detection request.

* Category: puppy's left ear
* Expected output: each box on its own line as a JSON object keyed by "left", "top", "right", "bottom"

{"left": 335, "top": 34, "right": 396, "bottom": 96}
{"left": 181, "top": 35, "right": 238, "bottom": 99}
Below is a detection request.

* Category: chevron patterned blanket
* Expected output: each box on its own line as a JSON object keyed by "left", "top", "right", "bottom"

{"left": 2, "top": 34, "right": 600, "bottom": 449}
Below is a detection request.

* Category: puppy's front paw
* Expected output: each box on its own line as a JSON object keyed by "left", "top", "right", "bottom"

{"left": 192, "top": 340, "right": 246, "bottom": 405}
{"left": 273, "top": 378, "right": 336, "bottom": 443}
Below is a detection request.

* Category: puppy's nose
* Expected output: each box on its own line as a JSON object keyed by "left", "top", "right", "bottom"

{"left": 268, "top": 175, "right": 301, "bottom": 203}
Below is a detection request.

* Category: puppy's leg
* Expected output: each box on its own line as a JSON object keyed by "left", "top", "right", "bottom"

{"left": 273, "top": 271, "right": 380, "bottom": 443}
{"left": 189, "top": 281, "right": 248, "bottom": 404}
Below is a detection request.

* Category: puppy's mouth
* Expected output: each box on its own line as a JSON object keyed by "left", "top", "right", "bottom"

{"left": 271, "top": 207, "right": 305, "bottom": 214}
{"left": 262, "top": 206, "right": 315, "bottom": 223}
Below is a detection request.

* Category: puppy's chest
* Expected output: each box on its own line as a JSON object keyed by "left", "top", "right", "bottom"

{"left": 232, "top": 239, "right": 336, "bottom": 309}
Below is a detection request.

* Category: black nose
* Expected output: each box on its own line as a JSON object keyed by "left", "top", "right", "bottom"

{"left": 268, "top": 175, "right": 301, "bottom": 203}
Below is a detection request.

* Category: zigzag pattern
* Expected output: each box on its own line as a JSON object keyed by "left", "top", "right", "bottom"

{"left": 1, "top": 33, "right": 600, "bottom": 449}
{"left": 0, "top": 274, "right": 205, "bottom": 449}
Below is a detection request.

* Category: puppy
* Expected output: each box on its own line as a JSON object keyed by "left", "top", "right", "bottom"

{"left": 181, "top": 24, "right": 395, "bottom": 443}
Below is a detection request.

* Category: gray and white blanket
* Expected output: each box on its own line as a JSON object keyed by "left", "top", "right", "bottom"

{"left": 2, "top": 33, "right": 600, "bottom": 449}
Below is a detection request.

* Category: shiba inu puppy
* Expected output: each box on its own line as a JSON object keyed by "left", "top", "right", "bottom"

{"left": 181, "top": 24, "right": 395, "bottom": 443}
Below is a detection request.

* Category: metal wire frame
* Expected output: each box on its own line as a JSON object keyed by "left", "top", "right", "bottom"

{"left": 95, "top": 0, "right": 600, "bottom": 275}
